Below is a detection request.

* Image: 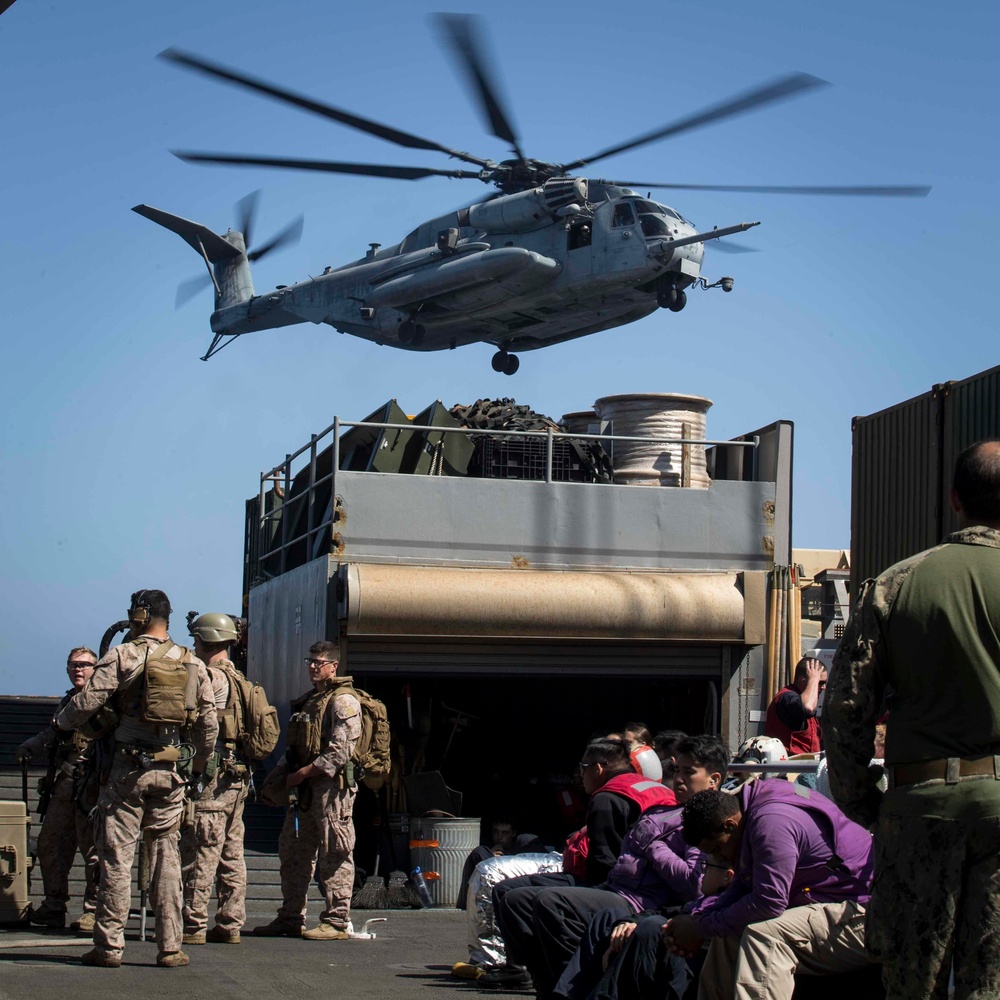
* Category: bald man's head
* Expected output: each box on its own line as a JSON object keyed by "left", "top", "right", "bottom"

{"left": 952, "top": 440, "right": 1000, "bottom": 528}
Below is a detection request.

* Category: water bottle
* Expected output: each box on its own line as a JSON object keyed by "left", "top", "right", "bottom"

{"left": 411, "top": 866, "right": 434, "bottom": 908}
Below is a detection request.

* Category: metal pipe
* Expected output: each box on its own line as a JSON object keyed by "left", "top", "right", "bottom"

{"left": 545, "top": 427, "right": 553, "bottom": 484}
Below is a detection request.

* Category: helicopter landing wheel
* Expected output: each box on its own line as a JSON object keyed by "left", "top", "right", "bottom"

{"left": 657, "top": 286, "right": 678, "bottom": 309}
{"left": 398, "top": 319, "right": 416, "bottom": 344}
{"left": 491, "top": 350, "right": 507, "bottom": 372}
{"left": 503, "top": 353, "right": 520, "bottom": 376}
{"left": 668, "top": 290, "right": 687, "bottom": 312}
{"left": 411, "top": 324, "right": 426, "bottom": 347}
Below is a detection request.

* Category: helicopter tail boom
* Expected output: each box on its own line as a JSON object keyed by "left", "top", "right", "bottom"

{"left": 131, "top": 204, "right": 256, "bottom": 312}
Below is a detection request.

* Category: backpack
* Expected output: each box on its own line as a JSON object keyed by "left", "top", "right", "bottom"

{"left": 219, "top": 665, "right": 280, "bottom": 761}
{"left": 344, "top": 683, "right": 391, "bottom": 790}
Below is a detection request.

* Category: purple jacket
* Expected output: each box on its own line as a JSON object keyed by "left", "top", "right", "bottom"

{"left": 606, "top": 805, "right": 703, "bottom": 911}
{"left": 693, "top": 780, "right": 874, "bottom": 939}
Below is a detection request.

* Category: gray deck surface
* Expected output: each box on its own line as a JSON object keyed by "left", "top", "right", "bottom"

{"left": 0, "top": 907, "right": 472, "bottom": 1000}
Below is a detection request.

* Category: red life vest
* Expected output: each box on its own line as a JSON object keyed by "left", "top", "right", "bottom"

{"left": 562, "top": 774, "right": 676, "bottom": 876}
{"left": 765, "top": 685, "right": 822, "bottom": 755}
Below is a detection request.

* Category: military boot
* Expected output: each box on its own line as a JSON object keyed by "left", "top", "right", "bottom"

{"left": 156, "top": 951, "right": 190, "bottom": 968}
{"left": 29, "top": 902, "right": 66, "bottom": 929}
{"left": 205, "top": 926, "right": 241, "bottom": 944}
{"left": 303, "top": 923, "right": 350, "bottom": 940}
{"left": 71, "top": 912, "right": 96, "bottom": 935}
{"left": 81, "top": 949, "right": 121, "bottom": 968}
{"left": 182, "top": 932, "right": 206, "bottom": 945}
{"left": 252, "top": 918, "right": 304, "bottom": 937}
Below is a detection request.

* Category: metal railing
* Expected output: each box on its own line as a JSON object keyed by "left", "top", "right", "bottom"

{"left": 250, "top": 416, "right": 761, "bottom": 583}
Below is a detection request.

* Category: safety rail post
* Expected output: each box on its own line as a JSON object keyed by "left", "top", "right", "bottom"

{"left": 280, "top": 453, "right": 291, "bottom": 576}
{"left": 332, "top": 417, "right": 340, "bottom": 505}
{"left": 257, "top": 471, "right": 267, "bottom": 584}
{"left": 545, "top": 427, "right": 554, "bottom": 483}
{"left": 307, "top": 434, "right": 318, "bottom": 555}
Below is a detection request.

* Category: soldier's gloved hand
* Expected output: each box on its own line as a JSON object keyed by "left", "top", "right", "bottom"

{"left": 15, "top": 745, "right": 32, "bottom": 765}
{"left": 49, "top": 721, "right": 73, "bottom": 743}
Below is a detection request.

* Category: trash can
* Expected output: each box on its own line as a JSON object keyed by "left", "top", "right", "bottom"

{"left": 409, "top": 816, "right": 480, "bottom": 907}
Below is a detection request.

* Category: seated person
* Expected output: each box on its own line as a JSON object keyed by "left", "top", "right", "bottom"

{"left": 456, "top": 816, "right": 546, "bottom": 908}
{"left": 548, "top": 735, "right": 729, "bottom": 1000}
{"left": 485, "top": 737, "right": 675, "bottom": 991}
{"left": 664, "top": 781, "right": 875, "bottom": 999}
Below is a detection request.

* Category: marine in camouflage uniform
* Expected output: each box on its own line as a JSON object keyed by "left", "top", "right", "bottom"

{"left": 825, "top": 439, "right": 1000, "bottom": 1000}
{"left": 16, "top": 647, "right": 101, "bottom": 932}
{"left": 254, "top": 640, "right": 361, "bottom": 940}
{"left": 181, "top": 613, "right": 251, "bottom": 944}
{"left": 54, "top": 590, "right": 218, "bottom": 969}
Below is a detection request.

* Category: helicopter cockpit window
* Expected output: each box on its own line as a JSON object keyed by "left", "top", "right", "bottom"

{"left": 611, "top": 202, "right": 636, "bottom": 228}
{"left": 639, "top": 214, "right": 673, "bottom": 238}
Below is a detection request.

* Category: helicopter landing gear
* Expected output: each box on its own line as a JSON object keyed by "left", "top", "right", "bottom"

{"left": 668, "top": 290, "right": 687, "bottom": 312}
{"left": 491, "top": 350, "right": 520, "bottom": 376}
{"left": 398, "top": 319, "right": 426, "bottom": 345}
{"left": 657, "top": 285, "right": 678, "bottom": 309}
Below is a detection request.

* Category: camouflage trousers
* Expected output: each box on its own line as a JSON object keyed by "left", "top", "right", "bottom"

{"left": 36, "top": 770, "right": 99, "bottom": 914}
{"left": 180, "top": 769, "right": 249, "bottom": 935}
{"left": 92, "top": 756, "right": 186, "bottom": 960}
{"left": 276, "top": 779, "right": 356, "bottom": 930}
{"left": 869, "top": 780, "right": 1000, "bottom": 1000}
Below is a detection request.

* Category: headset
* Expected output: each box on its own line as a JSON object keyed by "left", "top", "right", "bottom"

{"left": 129, "top": 589, "right": 152, "bottom": 628}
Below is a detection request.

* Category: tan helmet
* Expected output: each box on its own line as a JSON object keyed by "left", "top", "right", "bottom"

{"left": 189, "top": 613, "right": 238, "bottom": 644}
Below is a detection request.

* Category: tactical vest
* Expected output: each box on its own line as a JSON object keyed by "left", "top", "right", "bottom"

{"left": 55, "top": 690, "right": 94, "bottom": 766}
{"left": 210, "top": 661, "right": 238, "bottom": 743}
{"left": 286, "top": 677, "right": 358, "bottom": 765}
{"left": 114, "top": 639, "right": 200, "bottom": 748}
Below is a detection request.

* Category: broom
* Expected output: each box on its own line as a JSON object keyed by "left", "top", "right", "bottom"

{"left": 386, "top": 869, "right": 423, "bottom": 909}
{"left": 351, "top": 856, "right": 389, "bottom": 910}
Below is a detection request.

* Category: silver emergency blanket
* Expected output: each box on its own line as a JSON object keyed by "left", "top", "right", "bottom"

{"left": 467, "top": 851, "right": 564, "bottom": 968}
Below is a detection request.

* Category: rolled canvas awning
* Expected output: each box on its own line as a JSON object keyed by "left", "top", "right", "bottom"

{"left": 345, "top": 563, "right": 766, "bottom": 643}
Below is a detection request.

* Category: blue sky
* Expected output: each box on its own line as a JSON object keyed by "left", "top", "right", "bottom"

{"left": 2, "top": 0, "right": 997, "bottom": 694}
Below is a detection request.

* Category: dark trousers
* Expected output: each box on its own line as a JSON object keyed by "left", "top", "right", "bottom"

{"left": 493, "top": 872, "right": 581, "bottom": 980}
{"left": 534, "top": 887, "right": 634, "bottom": 998}
{"left": 588, "top": 913, "right": 694, "bottom": 1000}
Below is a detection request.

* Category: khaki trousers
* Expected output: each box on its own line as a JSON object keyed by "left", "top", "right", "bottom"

{"left": 36, "top": 771, "right": 99, "bottom": 914}
{"left": 93, "top": 757, "right": 185, "bottom": 959}
{"left": 181, "top": 770, "right": 249, "bottom": 935}
{"left": 697, "top": 900, "right": 870, "bottom": 1000}
{"left": 275, "top": 779, "right": 356, "bottom": 930}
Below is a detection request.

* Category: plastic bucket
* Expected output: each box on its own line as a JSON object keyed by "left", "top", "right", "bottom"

{"left": 409, "top": 817, "right": 481, "bottom": 907}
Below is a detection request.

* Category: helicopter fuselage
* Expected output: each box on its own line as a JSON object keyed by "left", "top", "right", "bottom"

{"left": 206, "top": 182, "right": 733, "bottom": 357}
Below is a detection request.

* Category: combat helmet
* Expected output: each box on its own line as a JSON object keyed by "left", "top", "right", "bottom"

{"left": 189, "top": 612, "right": 238, "bottom": 643}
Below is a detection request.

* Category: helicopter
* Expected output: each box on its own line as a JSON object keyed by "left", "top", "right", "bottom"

{"left": 135, "top": 15, "right": 929, "bottom": 375}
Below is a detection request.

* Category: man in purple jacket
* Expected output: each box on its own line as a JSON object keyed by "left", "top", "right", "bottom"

{"left": 665, "top": 782, "right": 875, "bottom": 999}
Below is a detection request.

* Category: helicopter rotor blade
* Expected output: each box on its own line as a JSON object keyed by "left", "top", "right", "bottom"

{"left": 562, "top": 72, "right": 829, "bottom": 172}
{"left": 601, "top": 179, "right": 932, "bottom": 197}
{"left": 159, "top": 48, "right": 493, "bottom": 169}
{"left": 175, "top": 273, "right": 213, "bottom": 309}
{"left": 248, "top": 215, "right": 304, "bottom": 262}
{"left": 172, "top": 150, "right": 488, "bottom": 181}
{"left": 434, "top": 14, "right": 525, "bottom": 161}
{"left": 235, "top": 190, "right": 260, "bottom": 249}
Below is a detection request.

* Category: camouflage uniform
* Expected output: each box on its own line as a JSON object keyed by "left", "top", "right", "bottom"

{"left": 264, "top": 678, "right": 361, "bottom": 931}
{"left": 17, "top": 700, "right": 99, "bottom": 921}
{"left": 825, "top": 526, "right": 1000, "bottom": 1000}
{"left": 180, "top": 659, "right": 251, "bottom": 937}
{"left": 55, "top": 634, "right": 217, "bottom": 963}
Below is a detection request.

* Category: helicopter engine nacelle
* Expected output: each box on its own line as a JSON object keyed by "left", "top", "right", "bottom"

{"left": 466, "top": 177, "right": 588, "bottom": 234}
